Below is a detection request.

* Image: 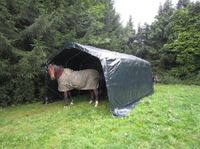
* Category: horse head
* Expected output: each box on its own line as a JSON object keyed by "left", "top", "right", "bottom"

{"left": 48, "top": 64, "right": 55, "bottom": 80}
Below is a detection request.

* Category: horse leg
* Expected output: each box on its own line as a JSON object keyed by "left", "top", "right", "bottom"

{"left": 43, "top": 96, "right": 48, "bottom": 104}
{"left": 64, "top": 91, "right": 69, "bottom": 106}
{"left": 68, "top": 91, "right": 73, "bottom": 105}
{"left": 93, "top": 89, "right": 99, "bottom": 107}
{"left": 89, "top": 90, "right": 94, "bottom": 104}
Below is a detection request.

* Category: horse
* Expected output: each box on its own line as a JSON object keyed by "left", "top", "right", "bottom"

{"left": 48, "top": 64, "right": 100, "bottom": 107}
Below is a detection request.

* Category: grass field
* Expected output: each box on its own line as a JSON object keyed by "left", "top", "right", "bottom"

{"left": 0, "top": 84, "right": 200, "bottom": 149}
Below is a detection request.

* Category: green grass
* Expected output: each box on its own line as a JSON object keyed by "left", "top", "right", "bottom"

{"left": 0, "top": 84, "right": 200, "bottom": 149}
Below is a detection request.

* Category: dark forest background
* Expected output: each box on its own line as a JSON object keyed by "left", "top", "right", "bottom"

{"left": 0, "top": 0, "right": 200, "bottom": 106}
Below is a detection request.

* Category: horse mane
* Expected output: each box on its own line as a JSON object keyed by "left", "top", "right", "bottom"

{"left": 54, "top": 64, "right": 64, "bottom": 70}
{"left": 48, "top": 64, "right": 63, "bottom": 70}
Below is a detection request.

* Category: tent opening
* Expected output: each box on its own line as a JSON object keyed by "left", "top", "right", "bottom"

{"left": 46, "top": 48, "right": 107, "bottom": 100}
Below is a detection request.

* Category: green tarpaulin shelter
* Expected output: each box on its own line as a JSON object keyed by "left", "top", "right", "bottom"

{"left": 46, "top": 42, "right": 153, "bottom": 116}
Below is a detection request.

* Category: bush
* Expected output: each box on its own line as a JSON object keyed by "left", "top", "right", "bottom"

{"left": 0, "top": 40, "right": 46, "bottom": 106}
{"left": 154, "top": 71, "right": 200, "bottom": 85}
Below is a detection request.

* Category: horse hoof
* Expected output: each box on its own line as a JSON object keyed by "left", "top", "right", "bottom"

{"left": 89, "top": 100, "right": 93, "bottom": 104}
{"left": 70, "top": 102, "right": 73, "bottom": 105}
{"left": 94, "top": 101, "right": 98, "bottom": 107}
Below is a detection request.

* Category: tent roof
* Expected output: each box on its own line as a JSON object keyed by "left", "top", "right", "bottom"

{"left": 49, "top": 42, "right": 149, "bottom": 65}
{"left": 47, "top": 42, "right": 153, "bottom": 117}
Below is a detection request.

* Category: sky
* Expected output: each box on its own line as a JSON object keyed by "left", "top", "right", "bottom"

{"left": 113, "top": 0, "right": 195, "bottom": 29}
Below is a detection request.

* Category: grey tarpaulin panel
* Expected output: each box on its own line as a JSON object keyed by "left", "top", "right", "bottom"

{"left": 47, "top": 42, "right": 154, "bottom": 117}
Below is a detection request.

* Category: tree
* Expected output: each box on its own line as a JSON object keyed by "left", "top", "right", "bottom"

{"left": 163, "top": 2, "right": 200, "bottom": 78}
{"left": 118, "top": 16, "right": 136, "bottom": 53}
{"left": 0, "top": 0, "right": 124, "bottom": 106}
{"left": 177, "top": 0, "right": 190, "bottom": 9}
{"left": 150, "top": 0, "right": 174, "bottom": 48}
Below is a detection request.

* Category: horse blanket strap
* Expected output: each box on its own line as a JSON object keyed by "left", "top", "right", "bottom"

{"left": 57, "top": 68, "right": 99, "bottom": 92}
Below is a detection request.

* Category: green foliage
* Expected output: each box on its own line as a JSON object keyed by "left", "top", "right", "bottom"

{"left": 177, "top": 0, "right": 190, "bottom": 9}
{"left": 163, "top": 2, "right": 200, "bottom": 78}
{"left": 0, "top": 0, "right": 123, "bottom": 106}
{"left": 150, "top": 0, "right": 174, "bottom": 48}
{"left": 128, "top": 0, "right": 200, "bottom": 83}
{"left": 13, "top": 40, "right": 47, "bottom": 103}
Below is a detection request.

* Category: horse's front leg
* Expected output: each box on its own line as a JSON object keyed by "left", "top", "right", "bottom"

{"left": 93, "top": 89, "right": 99, "bottom": 107}
{"left": 64, "top": 91, "right": 73, "bottom": 106}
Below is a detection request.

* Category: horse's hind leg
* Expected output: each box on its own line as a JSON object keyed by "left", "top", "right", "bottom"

{"left": 89, "top": 90, "right": 94, "bottom": 104}
{"left": 94, "top": 89, "right": 99, "bottom": 107}
{"left": 64, "top": 91, "right": 69, "bottom": 106}
{"left": 68, "top": 91, "right": 73, "bottom": 105}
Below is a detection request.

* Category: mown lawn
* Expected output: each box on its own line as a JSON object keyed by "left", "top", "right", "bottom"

{"left": 0, "top": 84, "right": 200, "bottom": 149}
